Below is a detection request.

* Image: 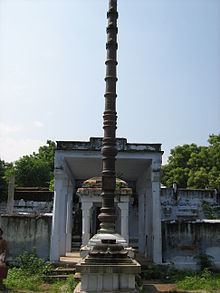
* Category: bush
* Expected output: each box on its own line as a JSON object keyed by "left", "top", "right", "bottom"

{"left": 194, "top": 252, "right": 214, "bottom": 271}
{"left": 177, "top": 269, "right": 220, "bottom": 291}
{"left": 66, "top": 275, "right": 78, "bottom": 291}
{"left": 141, "top": 264, "right": 192, "bottom": 282}
{"left": 4, "top": 251, "right": 78, "bottom": 292}
{"left": 4, "top": 267, "right": 42, "bottom": 291}
{"left": 16, "top": 251, "right": 52, "bottom": 276}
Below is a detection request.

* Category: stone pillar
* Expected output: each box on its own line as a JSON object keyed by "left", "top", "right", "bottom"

{"left": 145, "top": 176, "right": 153, "bottom": 260}
{"left": 136, "top": 172, "right": 146, "bottom": 255}
{"left": 151, "top": 159, "right": 162, "bottom": 264}
{"left": 50, "top": 169, "right": 68, "bottom": 262}
{"left": 66, "top": 180, "right": 74, "bottom": 252}
{"left": 118, "top": 202, "right": 129, "bottom": 244}
{"left": 7, "top": 175, "right": 15, "bottom": 214}
{"left": 81, "top": 201, "right": 93, "bottom": 245}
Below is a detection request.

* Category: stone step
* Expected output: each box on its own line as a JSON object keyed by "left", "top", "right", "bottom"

{"left": 44, "top": 264, "right": 77, "bottom": 281}
{"left": 59, "top": 257, "right": 79, "bottom": 265}
{"left": 44, "top": 274, "right": 72, "bottom": 280}
{"left": 143, "top": 281, "right": 177, "bottom": 292}
{"left": 51, "top": 267, "right": 76, "bottom": 275}
{"left": 59, "top": 251, "right": 81, "bottom": 267}
{"left": 65, "top": 252, "right": 81, "bottom": 258}
{"left": 71, "top": 246, "right": 81, "bottom": 251}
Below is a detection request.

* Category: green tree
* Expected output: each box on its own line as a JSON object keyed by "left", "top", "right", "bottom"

{"left": 161, "top": 134, "right": 220, "bottom": 190}
{"left": 14, "top": 155, "right": 51, "bottom": 187}
{"left": 0, "top": 159, "right": 13, "bottom": 201}
{"left": 3, "top": 140, "right": 56, "bottom": 188}
{"left": 13, "top": 140, "right": 56, "bottom": 187}
{"left": 0, "top": 159, "right": 7, "bottom": 201}
{"left": 37, "top": 140, "right": 56, "bottom": 172}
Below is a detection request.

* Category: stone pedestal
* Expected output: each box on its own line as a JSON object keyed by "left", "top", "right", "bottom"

{"left": 76, "top": 260, "right": 140, "bottom": 292}
{"left": 75, "top": 233, "right": 141, "bottom": 292}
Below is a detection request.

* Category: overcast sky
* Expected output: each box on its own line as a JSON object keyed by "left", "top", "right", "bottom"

{"left": 0, "top": 0, "right": 220, "bottom": 164}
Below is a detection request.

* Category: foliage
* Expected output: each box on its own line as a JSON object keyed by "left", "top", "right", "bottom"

{"left": 141, "top": 264, "right": 192, "bottom": 283}
{"left": 66, "top": 274, "right": 77, "bottom": 291}
{"left": 50, "top": 276, "right": 78, "bottom": 293}
{"left": 14, "top": 155, "right": 52, "bottom": 187}
{"left": 5, "top": 268, "right": 77, "bottom": 292}
{"left": 49, "top": 177, "right": 55, "bottom": 192}
{"left": 3, "top": 140, "right": 56, "bottom": 188}
{"left": 177, "top": 269, "right": 220, "bottom": 292}
{"left": 4, "top": 251, "right": 77, "bottom": 292}
{"left": 141, "top": 264, "right": 220, "bottom": 292}
{"left": 194, "top": 252, "right": 214, "bottom": 271}
{"left": 16, "top": 251, "right": 52, "bottom": 276}
{"left": 0, "top": 159, "right": 13, "bottom": 201}
{"left": 37, "top": 140, "right": 56, "bottom": 172}
{"left": 4, "top": 267, "right": 42, "bottom": 291}
{"left": 0, "top": 159, "right": 7, "bottom": 201}
{"left": 161, "top": 134, "right": 220, "bottom": 190}
{"left": 201, "top": 201, "right": 219, "bottom": 219}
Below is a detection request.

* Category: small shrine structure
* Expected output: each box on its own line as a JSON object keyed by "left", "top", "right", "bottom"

{"left": 50, "top": 137, "right": 163, "bottom": 263}
{"left": 77, "top": 177, "right": 132, "bottom": 245}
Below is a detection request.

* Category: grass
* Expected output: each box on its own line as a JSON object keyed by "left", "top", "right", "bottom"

{"left": 4, "top": 269, "right": 77, "bottom": 292}
{"left": 177, "top": 269, "right": 220, "bottom": 292}
{"left": 4, "top": 268, "right": 43, "bottom": 291}
{"left": 4, "top": 251, "right": 220, "bottom": 292}
{"left": 141, "top": 264, "right": 220, "bottom": 292}
{"left": 3, "top": 251, "right": 78, "bottom": 292}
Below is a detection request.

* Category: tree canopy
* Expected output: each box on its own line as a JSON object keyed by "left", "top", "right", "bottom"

{"left": 0, "top": 159, "right": 13, "bottom": 201}
{"left": 1, "top": 140, "right": 56, "bottom": 191}
{"left": 161, "top": 134, "right": 220, "bottom": 190}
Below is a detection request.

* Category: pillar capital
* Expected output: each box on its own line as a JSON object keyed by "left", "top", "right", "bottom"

{"left": 151, "top": 159, "right": 162, "bottom": 182}
{"left": 152, "top": 158, "right": 162, "bottom": 172}
{"left": 54, "top": 168, "right": 67, "bottom": 179}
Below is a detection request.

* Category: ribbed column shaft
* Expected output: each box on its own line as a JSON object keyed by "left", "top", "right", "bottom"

{"left": 98, "top": 0, "right": 118, "bottom": 233}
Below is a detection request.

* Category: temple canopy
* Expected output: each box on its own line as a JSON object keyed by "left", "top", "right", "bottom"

{"left": 50, "top": 137, "right": 163, "bottom": 264}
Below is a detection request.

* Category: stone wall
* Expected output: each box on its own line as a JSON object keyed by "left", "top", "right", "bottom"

{"left": 161, "top": 188, "right": 219, "bottom": 221}
{"left": 0, "top": 199, "right": 53, "bottom": 214}
{"left": 1, "top": 187, "right": 220, "bottom": 267}
{"left": 161, "top": 188, "right": 220, "bottom": 268}
{"left": 0, "top": 214, "right": 52, "bottom": 261}
{"left": 162, "top": 221, "right": 220, "bottom": 269}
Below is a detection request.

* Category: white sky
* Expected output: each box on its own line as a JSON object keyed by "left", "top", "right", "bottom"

{"left": 0, "top": 0, "right": 220, "bottom": 164}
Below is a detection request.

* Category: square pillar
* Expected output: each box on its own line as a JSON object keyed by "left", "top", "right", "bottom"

{"left": 151, "top": 159, "right": 162, "bottom": 264}
{"left": 66, "top": 180, "right": 74, "bottom": 252}
{"left": 50, "top": 169, "right": 68, "bottom": 262}
{"left": 81, "top": 201, "right": 93, "bottom": 245}
{"left": 136, "top": 172, "right": 147, "bottom": 255}
{"left": 118, "top": 202, "right": 129, "bottom": 244}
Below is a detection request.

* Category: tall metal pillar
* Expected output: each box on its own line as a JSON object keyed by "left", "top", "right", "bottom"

{"left": 75, "top": 2, "right": 141, "bottom": 291}
{"left": 98, "top": 0, "right": 118, "bottom": 234}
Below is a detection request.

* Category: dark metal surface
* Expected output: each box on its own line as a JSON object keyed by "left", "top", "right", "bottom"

{"left": 98, "top": 0, "right": 118, "bottom": 233}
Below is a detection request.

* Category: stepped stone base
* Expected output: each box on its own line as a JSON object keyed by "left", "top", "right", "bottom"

{"left": 75, "top": 233, "right": 141, "bottom": 293}
{"left": 80, "top": 233, "right": 134, "bottom": 258}
{"left": 75, "top": 260, "right": 140, "bottom": 292}
{"left": 74, "top": 282, "right": 139, "bottom": 293}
